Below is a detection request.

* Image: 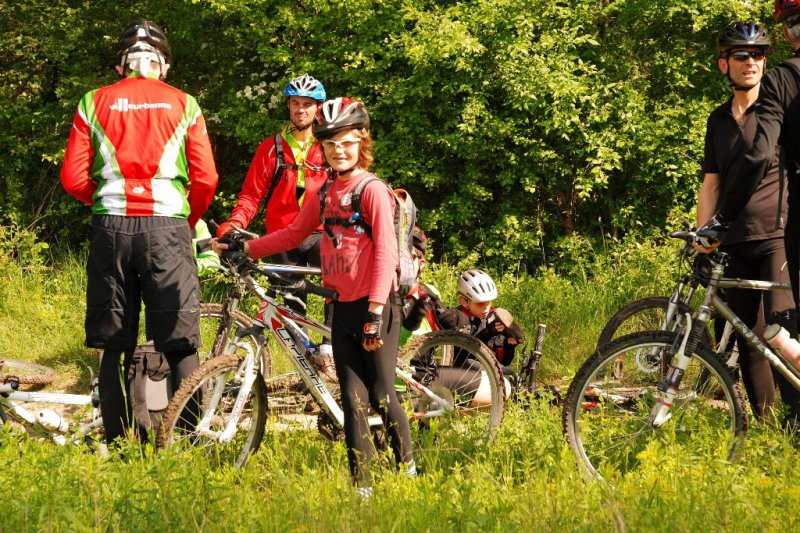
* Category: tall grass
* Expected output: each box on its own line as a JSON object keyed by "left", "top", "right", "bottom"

{"left": 3, "top": 231, "right": 800, "bottom": 531}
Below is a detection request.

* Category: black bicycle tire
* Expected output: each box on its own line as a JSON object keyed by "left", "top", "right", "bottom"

{"left": 156, "top": 354, "right": 267, "bottom": 468}
{"left": 397, "top": 330, "right": 506, "bottom": 443}
{"left": 596, "top": 296, "right": 714, "bottom": 351}
{"left": 563, "top": 331, "right": 748, "bottom": 482}
{"left": 0, "top": 358, "right": 56, "bottom": 386}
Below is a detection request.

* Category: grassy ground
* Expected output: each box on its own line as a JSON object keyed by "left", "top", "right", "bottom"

{"left": 3, "top": 239, "right": 800, "bottom": 531}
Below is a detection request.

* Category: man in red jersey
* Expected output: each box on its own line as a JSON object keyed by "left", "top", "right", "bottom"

{"left": 217, "top": 74, "right": 329, "bottom": 316}
{"left": 61, "top": 20, "right": 218, "bottom": 444}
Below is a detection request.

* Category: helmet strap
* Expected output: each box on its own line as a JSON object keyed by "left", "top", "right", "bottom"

{"left": 338, "top": 166, "right": 358, "bottom": 177}
{"left": 289, "top": 120, "right": 313, "bottom": 132}
{"left": 120, "top": 45, "right": 169, "bottom": 80}
{"left": 723, "top": 63, "right": 756, "bottom": 92}
{"left": 728, "top": 75, "right": 756, "bottom": 91}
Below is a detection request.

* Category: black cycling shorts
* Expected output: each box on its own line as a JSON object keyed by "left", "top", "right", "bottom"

{"left": 85, "top": 215, "right": 200, "bottom": 353}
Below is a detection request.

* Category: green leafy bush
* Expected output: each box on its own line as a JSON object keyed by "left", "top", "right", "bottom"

{"left": 1, "top": 0, "right": 787, "bottom": 271}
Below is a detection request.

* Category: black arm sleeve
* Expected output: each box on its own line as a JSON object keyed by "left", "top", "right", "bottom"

{"left": 402, "top": 295, "right": 432, "bottom": 331}
{"left": 434, "top": 306, "right": 469, "bottom": 331}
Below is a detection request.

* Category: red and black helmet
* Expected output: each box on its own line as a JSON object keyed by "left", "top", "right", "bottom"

{"left": 312, "top": 97, "right": 370, "bottom": 140}
{"left": 776, "top": 0, "right": 800, "bottom": 22}
{"left": 116, "top": 20, "right": 172, "bottom": 67}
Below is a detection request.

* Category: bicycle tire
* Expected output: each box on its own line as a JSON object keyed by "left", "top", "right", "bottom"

{"left": 397, "top": 330, "right": 506, "bottom": 445}
{"left": 156, "top": 354, "right": 267, "bottom": 468}
{"left": 199, "top": 303, "right": 270, "bottom": 374}
{"left": 0, "top": 358, "right": 56, "bottom": 386}
{"left": 596, "top": 297, "right": 714, "bottom": 351}
{"left": 563, "top": 331, "right": 748, "bottom": 482}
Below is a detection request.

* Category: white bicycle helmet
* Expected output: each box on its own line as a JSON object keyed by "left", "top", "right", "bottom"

{"left": 457, "top": 269, "right": 498, "bottom": 302}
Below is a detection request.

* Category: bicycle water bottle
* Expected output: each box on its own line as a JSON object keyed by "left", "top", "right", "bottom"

{"left": 38, "top": 409, "right": 69, "bottom": 433}
{"left": 317, "top": 343, "right": 336, "bottom": 380}
{"left": 764, "top": 323, "right": 800, "bottom": 371}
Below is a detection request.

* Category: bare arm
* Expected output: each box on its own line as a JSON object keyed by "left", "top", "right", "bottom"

{"left": 696, "top": 172, "right": 721, "bottom": 227}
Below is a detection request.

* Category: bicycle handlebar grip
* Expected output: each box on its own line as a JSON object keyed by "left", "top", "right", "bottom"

{"left": 669, "top": 230, "right": 694, "bottom": 240}
{"left": 299, "top": 280, "right": 339, "bottom": 301}
{"left": 195, "top": 238, "right": 212, "bottom": 255}
{"left": 534, "top": 324, "right": 546, "bottom": 355}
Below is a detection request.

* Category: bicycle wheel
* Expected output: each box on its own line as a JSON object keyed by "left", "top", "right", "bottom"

{"left": 597, "top": 297, "right": 715, "bottom": 351}
{"left": 157, "top": 354, "right": 267, "bottom": 468}
{"left": 397, "top": 330, "right": 506, "bottom": 445}
{"left": 199, "top": 303, "right": 254, "bottom": 358}
{"left": 199, "top": 303, "right": 269, "bottom": 371}
{"left": 0, "top": 358, "right": 56, "bottom": 387}
{"left": 563, "top": 331, "right": 747, "bottom": 482}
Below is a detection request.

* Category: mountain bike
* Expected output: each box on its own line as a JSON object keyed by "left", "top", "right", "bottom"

{"left": 0, "top": 358, "right": 103, "bottom": 446}
{"left": 561, "top": 229, "right": 800, "bottom": 481}
{"left": 156, "top": 256, "right": 506, "bottom": 467}
{"left": 596, "top": 223, "right": 716, "bottom": 353}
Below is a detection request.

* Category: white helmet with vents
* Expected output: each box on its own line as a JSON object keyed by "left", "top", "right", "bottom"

{"left": 457, "top": 269, "right": 498, "bottom": 302}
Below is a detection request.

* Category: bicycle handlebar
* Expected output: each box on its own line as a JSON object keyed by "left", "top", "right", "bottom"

{"left": 295, "top": 279, "right": 339, "bottom": 300}
{"left": 195, "top": 238, "right": 212, "bottom": 255}
{"left": 249, "top": 262, "right": 338, "bottom": 301}
{"left": 669, "top": 230, "right": 695, "bottom": 241}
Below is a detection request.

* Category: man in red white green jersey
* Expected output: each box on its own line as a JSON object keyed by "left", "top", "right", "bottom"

{"left": 60, "top": 20, "right": 218, "bottom": 444}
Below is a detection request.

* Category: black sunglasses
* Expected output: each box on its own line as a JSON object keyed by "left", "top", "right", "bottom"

{"left": 728, "top": 49, "right": 766, "bottom": 61}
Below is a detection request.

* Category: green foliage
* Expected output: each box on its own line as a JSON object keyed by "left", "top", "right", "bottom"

{"left": 4, "top": 392, "right": 800, "bottom": 530}
{"left": 4, "top": 234, "right": 800, "bottom": 530}
{"left": 0, "top": 0, "right": 788, "bottom": 271}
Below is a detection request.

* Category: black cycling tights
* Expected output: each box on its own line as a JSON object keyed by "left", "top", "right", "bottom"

{"left": 724, "top": 238, "right": 800, "bottom": 422}
{"left": 99, "top": 348, "right": 199, "bottom": 444}
{"left": 331, "top": 296, "right": 414, "bottom": 487}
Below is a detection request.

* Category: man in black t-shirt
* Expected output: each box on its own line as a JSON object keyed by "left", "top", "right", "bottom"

{"left": 697, "top": 21, "right": 800, "bottom": 421}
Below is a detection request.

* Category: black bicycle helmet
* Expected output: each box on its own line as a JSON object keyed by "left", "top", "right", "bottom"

{"left": 116, "top": 20, "right": 172, "bottom": 70}
{"left": 717, "top": 21, "right": 770, "bottom": 52}
{"left": 776, "top": 0, "right": 800, "bottom": 22}
{"left": 312, "top": 97, "right": 370, "bottom": 140}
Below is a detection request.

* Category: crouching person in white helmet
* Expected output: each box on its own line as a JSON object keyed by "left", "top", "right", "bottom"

{"left": 404, "top": 268, "right": 525, "bottom": 404}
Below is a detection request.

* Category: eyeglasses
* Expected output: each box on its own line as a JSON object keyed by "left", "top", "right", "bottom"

{"left": 321, "top": 139, "right": 361, "bottom": 151}
{"left": 728, "top": 49, "right": 766, "bottom": 62}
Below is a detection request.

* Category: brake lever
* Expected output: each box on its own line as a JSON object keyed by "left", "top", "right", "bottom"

{"left": 229, "top": 223, "right": 260, "bottom": 240}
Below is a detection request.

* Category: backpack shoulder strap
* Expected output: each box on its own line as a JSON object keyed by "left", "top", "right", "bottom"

{"left": 318, "top": 176, "right": 335, "bottom": 225}
{"left": 349, "top": 176, "right": 382, "bottom": 218}
{"left": 263, "top": 133, "right": 296, "bottom": 205}
{"left": 350, "top": 176, "right": 391, "bottom": 238}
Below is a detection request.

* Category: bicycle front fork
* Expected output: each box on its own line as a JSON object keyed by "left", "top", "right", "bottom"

{"left": 648, "top": 312, "right": 701, "bottom": 427}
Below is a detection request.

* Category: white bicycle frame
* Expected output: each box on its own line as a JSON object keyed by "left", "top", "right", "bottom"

{"left": 195, "top": 263, "right": 455, "bottom": 442}
{"left": 0, "top": 382, "right": 101, "bottom": 445}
